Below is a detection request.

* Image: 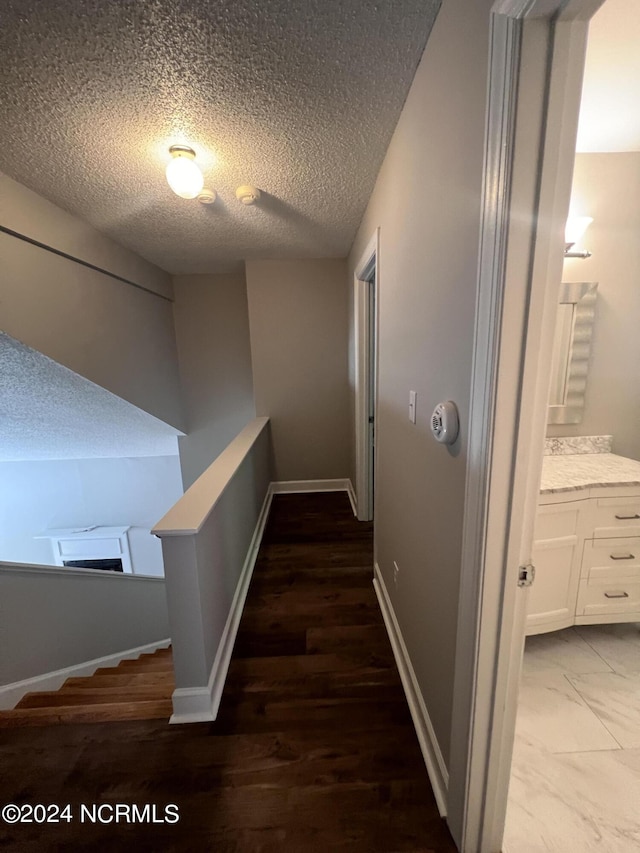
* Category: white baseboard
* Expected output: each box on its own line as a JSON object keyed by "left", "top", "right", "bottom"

{"left": 346, "top": 480, "right": 358, "bottom": 516}
{"left": 270, "top": 478, "right": 352, "bottom": 494}
{"left": 0, "top": 638, "right": 171, "bottom": 710}
{"left": 373, "top": 562, "right": 449, "bottom": 816}
{"left": 170, "top": 486, "right": 274, "bottom": 725}
{"left": 270, "top": 478, "right": 356, "bottom": 502}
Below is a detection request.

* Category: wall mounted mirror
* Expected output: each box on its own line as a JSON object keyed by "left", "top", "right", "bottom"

{"left": 548, "top": 281, "right": 598, "bottom": 424}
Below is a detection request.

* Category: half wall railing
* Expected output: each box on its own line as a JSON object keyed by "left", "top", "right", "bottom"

{"left": 152, "top": 417, "right": 272, "bottom": 723}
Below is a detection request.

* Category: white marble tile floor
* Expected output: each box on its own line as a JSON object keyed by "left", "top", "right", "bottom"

{"left": 575, "top": 623, "right": 640, "bottom": 675}
{"left": 521, "top": 627, "right": 613, "bottom": 678}
{"left": 504, "top": 623, "right": 640, "bottom": 852}
{"left": 516, "top": 673, "right": 619, "bottom": 754}
{"left": 567, "top": 672, "right": 640, "bottom": 749}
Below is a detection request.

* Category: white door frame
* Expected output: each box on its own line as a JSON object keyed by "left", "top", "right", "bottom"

{"left": 446, "top": 1, "right": 604, "bottom": 851}
{"left": 354, "top": 228, "right": 380, "bottom": 522}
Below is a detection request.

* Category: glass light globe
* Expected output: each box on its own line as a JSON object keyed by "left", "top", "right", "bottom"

{"left": 166, "top": 153, "right": 204, "bottom": 199}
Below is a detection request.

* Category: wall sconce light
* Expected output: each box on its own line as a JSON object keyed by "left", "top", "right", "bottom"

{"left": 564, "top": 216, "right": 593, "bottom": 259}
{"left": 166, "top": 145, "right": 204, "bottom": 199}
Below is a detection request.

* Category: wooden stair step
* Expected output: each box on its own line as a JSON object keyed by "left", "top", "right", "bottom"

{"left": 92, "top": 661, "right": 173, "bottom": 676}
{"left": 0, "top": 699, "right": 173, "bottom": 728}
{"left": 63, "top": 672, "right": 175, "bottom": 689}
{"left": 93, "top": 664, "right": 148, "bottom": 676}
{"left": 118, "top": 652, "right": 173, "bottom": 663}
{"left": 18, "top": 687, "right": 172, "bottom": 708}
{"left": 116, "top": 658, "right": 174, "bottom": 671}
{"left": 7, "top": 647, "right": 175, "bottom": 726}
{"left": 132, "top": 649, "right": 172, "bottom": 660}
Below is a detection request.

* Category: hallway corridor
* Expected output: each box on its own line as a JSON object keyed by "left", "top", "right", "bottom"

{"left": 0, "top": 492, "right": 455, "bottom": 851}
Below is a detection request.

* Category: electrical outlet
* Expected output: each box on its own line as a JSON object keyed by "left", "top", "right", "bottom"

{"left": 393, "top": 560, "right": 400, "bottom": 589}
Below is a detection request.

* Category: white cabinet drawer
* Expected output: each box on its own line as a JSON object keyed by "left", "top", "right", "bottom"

{"left": 581, "top": 537, "right": 640, "bottom": 580}
{"left": 577, "top": 577, "right": 640, "bottom": 616}
{"left": 591, "top": 496, "right": 640, "bottom": 539}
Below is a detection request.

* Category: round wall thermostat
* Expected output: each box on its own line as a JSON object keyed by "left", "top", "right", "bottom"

{"left": 431, "top": 401, "right": 459, "bottom": 445}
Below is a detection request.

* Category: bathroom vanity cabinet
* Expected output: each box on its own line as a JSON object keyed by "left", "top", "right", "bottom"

{"left": 527, "top": 453, "right": 640, "bottom": 635}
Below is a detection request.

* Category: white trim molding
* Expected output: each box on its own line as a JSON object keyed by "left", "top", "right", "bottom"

{"left": 170, "top": 485, "right": 273, "bottom": 724}
{"left": 373, "top": 563, "right": 448, "bottom": 816}
{"left": 271, "top": 479, "right": 357, "bottom": 516}
{"left": 0, "top": 638, "right": 171, "bottom": 710}
{"left": 154, "top": 417, "right": 270, "bottom": 537}
{"left": 447, "top": 7, "right": 526, "bottom": 846}
{"left": 354, "top": 228, "right": 380, "bottom": 522}
{"left": 448, "top": 2, "right": 604, "bottom": 851}
{"left": 346, "top": 480, "right": 358, "bottom": 517}
{"left": 271, "top": 478, "right": 354, "bottom": 495}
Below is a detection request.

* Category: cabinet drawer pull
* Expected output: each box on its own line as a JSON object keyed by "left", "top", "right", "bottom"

{"left": 610, "top": 553, "right": 636, "bottom": 560}
{"left": 604, "top": 591, "right": 630, "bottom": 599}
{"left": 614, "top": 513, "right": 640, "bottom": 520}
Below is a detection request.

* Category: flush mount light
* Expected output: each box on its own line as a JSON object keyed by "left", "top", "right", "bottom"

{"left": 236, "top": 185, "right": 261, "bottom": 205}
{"left": 166, "top": 145, "right": 204, "bottom": 199}
{"left": 564, "top": 216, "right": 593, "bottom": 259}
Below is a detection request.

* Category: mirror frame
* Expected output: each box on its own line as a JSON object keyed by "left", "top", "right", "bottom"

{"left": 548, "top": 280, "right": 598, "bottom": 425}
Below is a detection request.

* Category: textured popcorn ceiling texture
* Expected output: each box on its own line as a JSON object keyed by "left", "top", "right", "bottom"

{"left": 0, "top": 334, "right": 182, "bottom": 461}
{"left": 0, "top": 0, "right": 441, "bottom": 274}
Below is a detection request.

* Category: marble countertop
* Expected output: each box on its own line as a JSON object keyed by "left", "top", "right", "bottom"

{"left": 540, "top": 453, "right": 640, "bottom": 494}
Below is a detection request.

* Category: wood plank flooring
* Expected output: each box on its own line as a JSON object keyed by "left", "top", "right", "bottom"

{"left": 0, "top": 492, "right": 456, "bottom": 852}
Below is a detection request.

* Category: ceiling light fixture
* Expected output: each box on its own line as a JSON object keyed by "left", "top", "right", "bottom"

{"left": 564, "top": 216, "right": 593, "bottom": 259}
{"left": 236, "top": 185, "right": 261, "bottom": 205}
{"left": 166, "top": 145, "right": 204, "bottom": 199}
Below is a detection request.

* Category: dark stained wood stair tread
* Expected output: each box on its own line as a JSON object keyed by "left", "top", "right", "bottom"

{"left": 17, "top": 687, "right": 175, "bottom": 708}
{"left": 0, "top": 699, "right": 173, "bottom": 727}
{"left": 0, "top": 646, "right": 173, "bottom": 727}
{"left": 62, "top": 672, "right": 175, "bottom": 688}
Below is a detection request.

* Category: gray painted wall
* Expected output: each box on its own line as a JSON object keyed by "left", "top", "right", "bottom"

{"left": 548, "top": 153, "right": 640, "bottom": 460}
{"left": 0, "top": 565, "right": 169, "bottom": 687}
{"left": 0, "top": 174, "right": 185, "bottom": 431}
{"left": 246, "top": 259, "right": 350, "bottom": 482}
{"left": 0, "top": 173, "right": 173, "bottom": 299}
{"left": 172, "top": 273, "right": 256, "bottom": 489}
{"left": 348, "top": 0, "right": 494, "bottom": 767}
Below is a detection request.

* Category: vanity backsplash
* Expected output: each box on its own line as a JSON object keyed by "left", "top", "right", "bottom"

{"left": 544, "top": 435, "right": 613, "bottom": 456}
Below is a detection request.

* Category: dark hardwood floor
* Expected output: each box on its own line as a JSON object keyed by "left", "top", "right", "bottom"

{"left": 0, "top": 492, "right": 457, "bottom": 852}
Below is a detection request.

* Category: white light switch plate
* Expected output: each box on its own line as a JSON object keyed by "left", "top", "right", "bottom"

{"left": 409, "top": 391, "right": 417, "bottom": 423}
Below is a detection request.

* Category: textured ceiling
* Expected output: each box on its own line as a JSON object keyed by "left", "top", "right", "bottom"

{"left": 0, "top": 0, "right": 441, "bottom": 274}
{"left": 0, "top": 334, "right": 182, "bottom": 461}
{"left": 577, "top": 0, "right": 640, "bottom": 152}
